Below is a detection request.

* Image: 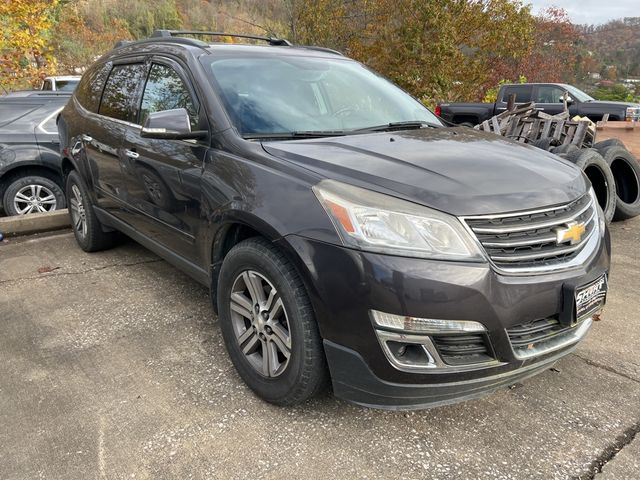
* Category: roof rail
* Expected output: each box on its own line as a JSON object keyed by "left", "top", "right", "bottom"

{"left": 301, "top": 46, "right": 343, "bottom": 56}
{"left": 151, "top": 30, "right": 292, "bottom": 47}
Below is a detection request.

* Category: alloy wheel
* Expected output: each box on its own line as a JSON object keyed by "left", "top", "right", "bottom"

{"left": 13, "top": 184, "right": 57, "bottom": 214}
{"left": 69, "top": 184, "right": 87, "bottom": 239}
{"left": 230, "top": 270, "right": 292, "bottom": 378}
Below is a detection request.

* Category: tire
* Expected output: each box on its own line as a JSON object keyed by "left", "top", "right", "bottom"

{"left": 551, "top": 144, "right": 580, "bottom": 158}
{"left": 459, "top": 122, "right": 475, "bottom": 128}
{"left": 217, "top": 237, "right": 328, "bottom": 406}
{"left": 593, "top": 138, "right": 625, "bottom": 154}
{"left": 65, "top": 170, "right": 119, "bottom": 252}
{"left": 565, "top": 148, "right": 616, "bottom": 224}
{"left": 530, "top": 137, "right": 553, "bottom": 151}
{"left": 598, "top": 145, "right": 640, "bottom": 221}
{"left": 2, "top": 174, "right": 65, "bottom": 216}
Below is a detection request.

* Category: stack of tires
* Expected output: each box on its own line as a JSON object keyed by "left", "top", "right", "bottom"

{"left": 549, "top": 139, "right": 640, "bottom": 224}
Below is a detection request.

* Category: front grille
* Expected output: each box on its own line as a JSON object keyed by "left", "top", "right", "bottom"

{"left": 432, "top": 333, "right": 494, "bottom": 366}
{"left": 507, "top": 318, "right": 569, "bottom": 349}
{"left": 463, "top": 194, "right": 597, "bottom": 271}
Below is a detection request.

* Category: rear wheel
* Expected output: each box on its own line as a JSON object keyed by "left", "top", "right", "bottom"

{"left": 217, "top": 237, "right": 328, "bottom": 406}
{"left": 66, "top": 170, "right": 119, "bottom": 252}
{"left": 3, "top": 175, "right": 65, "bottom": 216}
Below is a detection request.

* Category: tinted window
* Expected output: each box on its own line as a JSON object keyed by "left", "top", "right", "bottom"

{"left": 42, "top": 80, "right": 52, "bottom": 91}
{"left": 76, "top": 63, "right": 111, "bottom": 113}
{"left": 139, "top": 64, "right": 198, "bottom": 127}
{"left": 535, "top": 86, "right": 566, "bottom": 103}
{"left": 501, "top": 85, "right": 532, "bottom": 103}
{"left": 99, "top": 63, "right": 145, "bottom": 121}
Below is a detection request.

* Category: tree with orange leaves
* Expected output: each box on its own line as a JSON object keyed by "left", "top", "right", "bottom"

{"left": 0, "top": 0, "right": 60, "bottom": 90}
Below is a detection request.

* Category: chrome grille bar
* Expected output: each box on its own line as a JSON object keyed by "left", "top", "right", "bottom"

{"left": 462, "top": 194, "right": 598, "bottom": 272}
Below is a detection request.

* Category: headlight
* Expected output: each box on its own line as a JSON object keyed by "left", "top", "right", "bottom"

{"left": 589, "top": 187, "right": 606, "bottom": 235}
{"left": 312, "top": 180, "right": 485, "bottom": 260}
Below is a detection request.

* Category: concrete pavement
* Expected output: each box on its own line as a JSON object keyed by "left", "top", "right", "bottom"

{"left": 0, "top": 220, "right": 639, "bottom": 479}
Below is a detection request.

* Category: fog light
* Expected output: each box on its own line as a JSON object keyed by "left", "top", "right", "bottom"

{"left": 371, "top": 310, "right": 486, "bottom": 334}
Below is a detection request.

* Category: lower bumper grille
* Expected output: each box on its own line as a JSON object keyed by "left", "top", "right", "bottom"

{"left": 507, "top": 318, "right": 568, "bottom": 349}
{"left": 432, "top": 333, "right": 494, "bottom": 366}
{"left": 506, "top": 317, "right": 592, "bottom": 359}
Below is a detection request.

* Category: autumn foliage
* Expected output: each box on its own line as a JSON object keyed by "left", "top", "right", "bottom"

{"left": 0, "top": 0, "right": 637, "bottom": 103}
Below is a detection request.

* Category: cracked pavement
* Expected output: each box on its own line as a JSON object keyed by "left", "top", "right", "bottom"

{"left": 0, "top": 221, "right": 639, "bottom": 480}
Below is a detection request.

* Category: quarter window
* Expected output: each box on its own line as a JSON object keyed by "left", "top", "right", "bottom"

{"left": 139, "top": 63, "right": 198, "bottom": 128}
{"left": 99, "top": 63, "right": 145, "bottom": 122}
{"left": 75, "top": 63, "right": 111, "bottom": 113}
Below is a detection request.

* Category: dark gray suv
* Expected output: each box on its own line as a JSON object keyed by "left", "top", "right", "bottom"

{"left": 58, "top": 31, "right": 610, "bottom": 409}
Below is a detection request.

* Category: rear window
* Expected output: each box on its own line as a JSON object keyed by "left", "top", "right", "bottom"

{"left": 501, "top": 85, "right": 532, "bottom": 103}
{"left": 76, "top": 63, "right": 111, "bottom": 113}
{"left": 99, "top": 63, "right": 145, "bottom": 122}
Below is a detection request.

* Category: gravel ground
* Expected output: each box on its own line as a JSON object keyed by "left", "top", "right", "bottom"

{"left": 0, "top": 219, "right": 639, "bottom": 480}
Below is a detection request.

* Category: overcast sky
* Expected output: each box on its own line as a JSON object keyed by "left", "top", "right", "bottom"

{"left": 527, "top": 0, "right": 638, "bottom": 25}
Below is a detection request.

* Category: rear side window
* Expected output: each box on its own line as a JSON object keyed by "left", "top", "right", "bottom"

{"left": 139, "top": 63, "right": 198, "bottom": 127}
{"left": 99, "top": 63, "right": 145, "bottom": 122}
{"left": 501, "top": 85, "right": 532, "bottom": 103}
{"left": 42, "top": 80, "right": 52, "bottom": 91}
{"left": 76, "top": 63, "right": 111, "bottom": 113}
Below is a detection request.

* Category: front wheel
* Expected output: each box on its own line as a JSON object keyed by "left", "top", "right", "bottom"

{"left": 217, "top": 237, "right": 328, "bottom": 406}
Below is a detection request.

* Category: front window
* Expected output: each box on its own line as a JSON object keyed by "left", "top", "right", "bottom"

{"left": 201, "top": 55, "right": 441, "bottom": 136}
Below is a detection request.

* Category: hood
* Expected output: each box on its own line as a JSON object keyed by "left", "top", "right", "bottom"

{"left": 582, "top": 100, "right": 640, "bottom": 109}
{"left": 262, "top": 127, "right": 588, "bottom": 216}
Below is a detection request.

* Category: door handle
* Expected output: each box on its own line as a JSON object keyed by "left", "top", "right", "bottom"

{"left": 125, "top": 149, "right": 140, "bottom": 159}
{"left": 81, "top": 134, "right": 93, "bottom": 142}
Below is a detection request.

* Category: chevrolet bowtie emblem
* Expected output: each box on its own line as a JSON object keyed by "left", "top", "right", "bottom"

{"left": 554, "top": 222, "right": 586, "bottom": 245}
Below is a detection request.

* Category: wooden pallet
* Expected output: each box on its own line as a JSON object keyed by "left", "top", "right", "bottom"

{"left": 475, "top": 102, "right": 595, "bottom": 148}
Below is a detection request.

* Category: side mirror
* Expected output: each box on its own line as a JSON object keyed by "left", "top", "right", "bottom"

{"left": 566, "top": 97, "right": 574, "bottom": 105}
{"left": 140, "top": 108, "right": 207, "bottom": 140}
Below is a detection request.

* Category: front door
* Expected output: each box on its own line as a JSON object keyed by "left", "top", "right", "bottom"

{"left": 119, "top": 60, "right": 208, "bottom": 265}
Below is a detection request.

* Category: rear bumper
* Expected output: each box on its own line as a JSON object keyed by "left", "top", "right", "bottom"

{"left": 325, "top": 339, "right": 575, "bottom": 410}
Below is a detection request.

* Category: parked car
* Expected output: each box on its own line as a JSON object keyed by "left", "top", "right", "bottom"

{"left": 0, "top": 91, "right": 70, "bottom": 215}
{"left": 41, "top": 76, "right": 81, "bottom": 92}
{"left": 59, "top": 31, "right": 610, "bottom": 409}
{"left": 436, "top": 83, "right": 640, "bottom": 126}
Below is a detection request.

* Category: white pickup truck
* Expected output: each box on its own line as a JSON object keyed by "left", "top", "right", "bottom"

{"left": 41, "top": 76, "right": 81, "bottom": 92}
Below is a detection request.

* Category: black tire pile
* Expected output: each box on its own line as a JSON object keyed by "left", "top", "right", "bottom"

{"left": 546, "top": 139, "right": 640, "bottom": 224}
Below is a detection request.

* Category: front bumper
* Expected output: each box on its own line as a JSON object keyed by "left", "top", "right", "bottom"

{"left": 278, "top": 228, "right": 610, "bottom": 409}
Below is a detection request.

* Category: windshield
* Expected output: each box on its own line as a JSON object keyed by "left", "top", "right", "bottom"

{"left": 564, "top": 84, "right": 594, "bottom": 102}
{"left": 201, "top": 55, "right": 441, "bottom": 137}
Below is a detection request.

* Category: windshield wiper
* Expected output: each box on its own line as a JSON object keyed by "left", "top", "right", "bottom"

{"left": 353, "top": 120, "right": 441, "bottom": 133}
{"left": 243, "top": 130, "right": 346, "bottom": 140}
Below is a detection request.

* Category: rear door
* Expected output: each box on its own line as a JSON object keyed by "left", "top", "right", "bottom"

{"left": 495, "top": 85, "right": 533, "bottom": 113}
{"left": 84, "top": 62, "right": 146, "bottom": 211}
{"left": 119, "top": 58, "right": 209, "bottom": 264}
